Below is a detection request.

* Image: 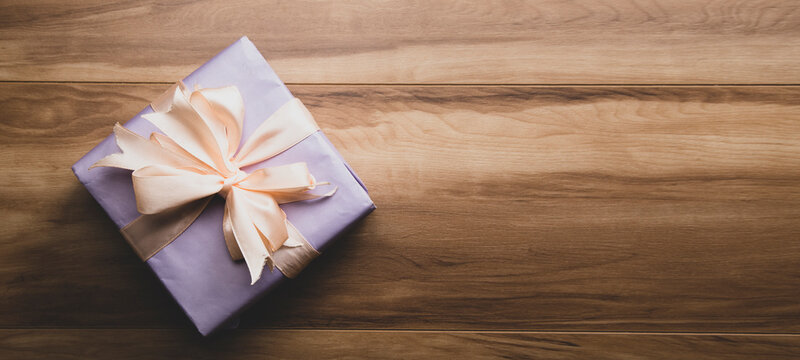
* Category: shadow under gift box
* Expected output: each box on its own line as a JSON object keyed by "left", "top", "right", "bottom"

{"left": 71, "top": 37, "right": 375, "bottom": 336}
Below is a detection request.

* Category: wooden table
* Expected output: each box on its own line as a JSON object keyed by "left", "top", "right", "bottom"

{"left": 2, "top": 1, "right": 800, "bottom": 358}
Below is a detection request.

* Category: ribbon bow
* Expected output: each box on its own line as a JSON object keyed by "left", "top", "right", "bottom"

{"left": 91, "top": 83, "right": 334, "bottom": 284}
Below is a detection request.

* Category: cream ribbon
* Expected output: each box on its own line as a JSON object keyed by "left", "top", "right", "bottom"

{"left": 91, "top": 82, "right": 335, "bottom": 284}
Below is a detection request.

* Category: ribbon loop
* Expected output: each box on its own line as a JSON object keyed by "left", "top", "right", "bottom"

{"left": 92, "top": 82, "right": 335, "bottom": 284}
{"left": 132, "top": 165, "right": 223, "bottom": 214}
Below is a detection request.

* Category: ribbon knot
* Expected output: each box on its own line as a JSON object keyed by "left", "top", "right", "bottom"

{"left": 220, "top": 169, "right": 248, "bottom": 198}
{"left": 91, "top": 82, "right": 334, "bottom": 284}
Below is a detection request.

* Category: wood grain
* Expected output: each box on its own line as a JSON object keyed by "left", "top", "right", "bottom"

{"left": 2, "top": 83, "right": 800, "bottom": 333}
{"left": 2, "top": 0, "right": 800, "bottom": 84}
{"left": 2, "top": 330, "right": 800, "bottom": 360}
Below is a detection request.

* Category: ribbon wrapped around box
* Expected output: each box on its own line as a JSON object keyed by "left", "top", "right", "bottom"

{"left": 71, "top": 37, "right": 375, "bottom": 335}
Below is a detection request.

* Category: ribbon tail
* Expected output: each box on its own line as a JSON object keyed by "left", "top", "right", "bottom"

{"left": 223, "top": 203, "right": 244, "bottom": 261}
{"left": 225, "top": 188, "right": 322, "bottom": 282}
{"left": 226, "top": 187, "right": 271, "bottom": 285}
{"left": 120, "top": 197, "right": 212, "bottom": 261}
{"left": 272, "top": 221, "right": 320, "bottom": 278}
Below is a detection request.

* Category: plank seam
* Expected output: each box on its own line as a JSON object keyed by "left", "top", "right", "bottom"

{"left": 0, "top": 328, "right": 798, "bottom": 336}
{"left": 4, "top": 80, "right": 800, "bottom": 87}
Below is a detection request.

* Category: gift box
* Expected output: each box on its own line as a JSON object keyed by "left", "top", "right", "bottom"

{"left": 71, "top": 37, "right": 375, "bottom": 336}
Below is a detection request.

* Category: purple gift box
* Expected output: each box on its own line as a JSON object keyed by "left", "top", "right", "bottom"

{"left": 72, "top": 37, "right": 375, "bottom": 335}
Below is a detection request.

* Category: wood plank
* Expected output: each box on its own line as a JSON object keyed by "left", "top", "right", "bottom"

{"left": 2, "top": 1, "right": 800, "bottom": 84}
{"left": 2, "top": 84, "right": 800, "bottom": 332}
{"left": 1, "top": 330, "right": 799, "bottom": 360}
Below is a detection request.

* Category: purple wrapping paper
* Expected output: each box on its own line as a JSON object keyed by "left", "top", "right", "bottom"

{"left": 71, "top": 37, "right": 375, "bottom": 336}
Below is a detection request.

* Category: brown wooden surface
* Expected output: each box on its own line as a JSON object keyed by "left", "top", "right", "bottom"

{"left": 3, "top": 0, "right": 800, "bottom": 84}
{"left": 2, "top": 330, "right": 800, "bottom": 360}
{"left": 2, "top": 1, "right": 800, "bottom": 359}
